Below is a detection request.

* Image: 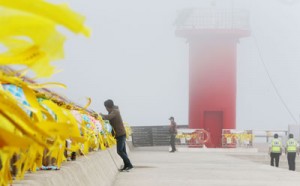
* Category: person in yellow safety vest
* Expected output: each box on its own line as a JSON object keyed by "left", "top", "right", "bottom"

{"left": 285, "top": 133, "right": 299, "bottom": 171}
{"left": 269, "top": 133, "right": 282, "bottom": 167}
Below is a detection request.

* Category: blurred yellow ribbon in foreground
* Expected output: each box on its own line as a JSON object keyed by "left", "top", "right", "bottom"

{"left": 0, "top": 0, "right": 90, "bottom": 77}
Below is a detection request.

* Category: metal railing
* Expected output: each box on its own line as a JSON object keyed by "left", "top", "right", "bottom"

{"left": 221, "top": 129, "right": 290, "bottom": 148}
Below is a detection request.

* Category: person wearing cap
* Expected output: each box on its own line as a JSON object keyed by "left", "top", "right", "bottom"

{"left": 100, "top": 99, "right": 133, "bottom": 171}
{"left": 285, "top": 133, "right": 299, "bottom": 171}
{"left": 169, "top": 116, "right": 177, "bottom": 152}
{"left": 269, "top": 133, "right": 282, "bottom": 167}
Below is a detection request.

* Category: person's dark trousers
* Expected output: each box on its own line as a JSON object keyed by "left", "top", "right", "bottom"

{"left": 270, "top": 152, "right": 280, "bottom": 167}
{"left": 170, "top": 134, "right": 176, "bottom": 152}
{"left": 287, "top": 152, "right": 296, "bottom": 171}
{"left": 116, "top": 135, "right": 132, "bottom": 168}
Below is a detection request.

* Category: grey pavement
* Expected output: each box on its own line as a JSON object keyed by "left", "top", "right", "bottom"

{"left": 113, "top": 148, "right": 300, "bottom": 186}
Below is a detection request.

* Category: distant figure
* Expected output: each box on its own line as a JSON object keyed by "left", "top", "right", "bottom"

{"left": 169, "top": 116, "right": 177, "bottom": 152}
{"left": 100, "top": 99, "right": 133, "bottom": 171}
{"left": 269, "top": 133, "right": 282, "bottom": 167}
{"left": 285, "top": 133, "right": 299, "bottom": 171}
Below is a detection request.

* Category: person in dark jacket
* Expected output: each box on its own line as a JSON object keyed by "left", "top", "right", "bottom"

{"left": 100, "top": 99, "right": 133, "bottom": 171}
{"left": 169, "top": 116, "right": 177, "bottom": 152}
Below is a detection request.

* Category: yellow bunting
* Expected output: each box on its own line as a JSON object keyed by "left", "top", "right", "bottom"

{"left": 83, "top": 97, "right": 92, "bottom": 110}
{"left": 0, "top": 128, "right": 32, "bottom": 148}
{"left": 0, "top": 0, "right": 90, "bottom": 77}
{"left": 0, "top": 0, "right": 90, "bottom": 36}
{"left": 28, "top": 82, "right": 67, "bottom": 89}
{"left": 0, "top": 149, "right": 14, "bottom": 185}
{"left": 0, "top": 90, "right": 50, "bottom": 147}
{"left": 0, "top": 1, "right": 122, "bottom": 186}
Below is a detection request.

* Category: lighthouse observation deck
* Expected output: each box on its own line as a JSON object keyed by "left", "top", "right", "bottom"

{"left": 175, "top": 8, "right": 250, "bottom": 38}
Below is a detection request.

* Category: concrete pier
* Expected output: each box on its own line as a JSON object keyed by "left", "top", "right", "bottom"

{"left": 114, "top": 147, "right": 300, "bottom": 186}
{"left": 14, "top": 146, "right": 300, "bottom": 186}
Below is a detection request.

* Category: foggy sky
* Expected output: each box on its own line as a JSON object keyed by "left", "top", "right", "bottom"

{"left": 46, "top": 0, "right": 300, "bottom": 130}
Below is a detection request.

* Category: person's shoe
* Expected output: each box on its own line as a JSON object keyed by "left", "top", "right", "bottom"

{"left": 125, "top": 165, "right": 133, "bottom": 171}
{"left": 119, "top": 165, "right": 128, "bottom": 172}
{"left": 169, "top": 150, "right": 175, "bottom": 153}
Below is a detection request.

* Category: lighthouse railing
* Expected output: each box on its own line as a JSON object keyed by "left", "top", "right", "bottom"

{"left": 175, "top": 8, "right": 250, "bottom": 31}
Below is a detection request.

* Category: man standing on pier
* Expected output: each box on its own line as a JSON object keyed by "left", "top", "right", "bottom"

{"left": 169, "top": 116, "right": 177, "bottom": 152}
{"left": 100, "top": 99, "right": 133, "bottom": 171}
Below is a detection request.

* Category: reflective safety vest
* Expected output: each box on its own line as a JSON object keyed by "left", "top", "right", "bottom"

{"left": 271, "top": 139, "right": 282, "bottom": 153}
{"left": 286, "top": 139, "right": 298, "bottom": 153}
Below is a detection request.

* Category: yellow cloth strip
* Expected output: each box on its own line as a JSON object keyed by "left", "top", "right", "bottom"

{"left": 0, "top": 0, "right": 90, "bottom": 36}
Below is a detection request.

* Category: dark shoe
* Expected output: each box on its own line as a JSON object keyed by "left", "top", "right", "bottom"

{"left": 169, "top": 150, "right": 175, "bottom": 153}
{"left": 119, "top": 165, "right": 128, "bottom": 172}
{"left": 125, "top": 165, "right": 133, "bottom": 171}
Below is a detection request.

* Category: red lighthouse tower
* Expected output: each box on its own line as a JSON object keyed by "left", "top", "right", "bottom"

{"left": 176, "top": 8, "right": 250, "bottom": 147}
